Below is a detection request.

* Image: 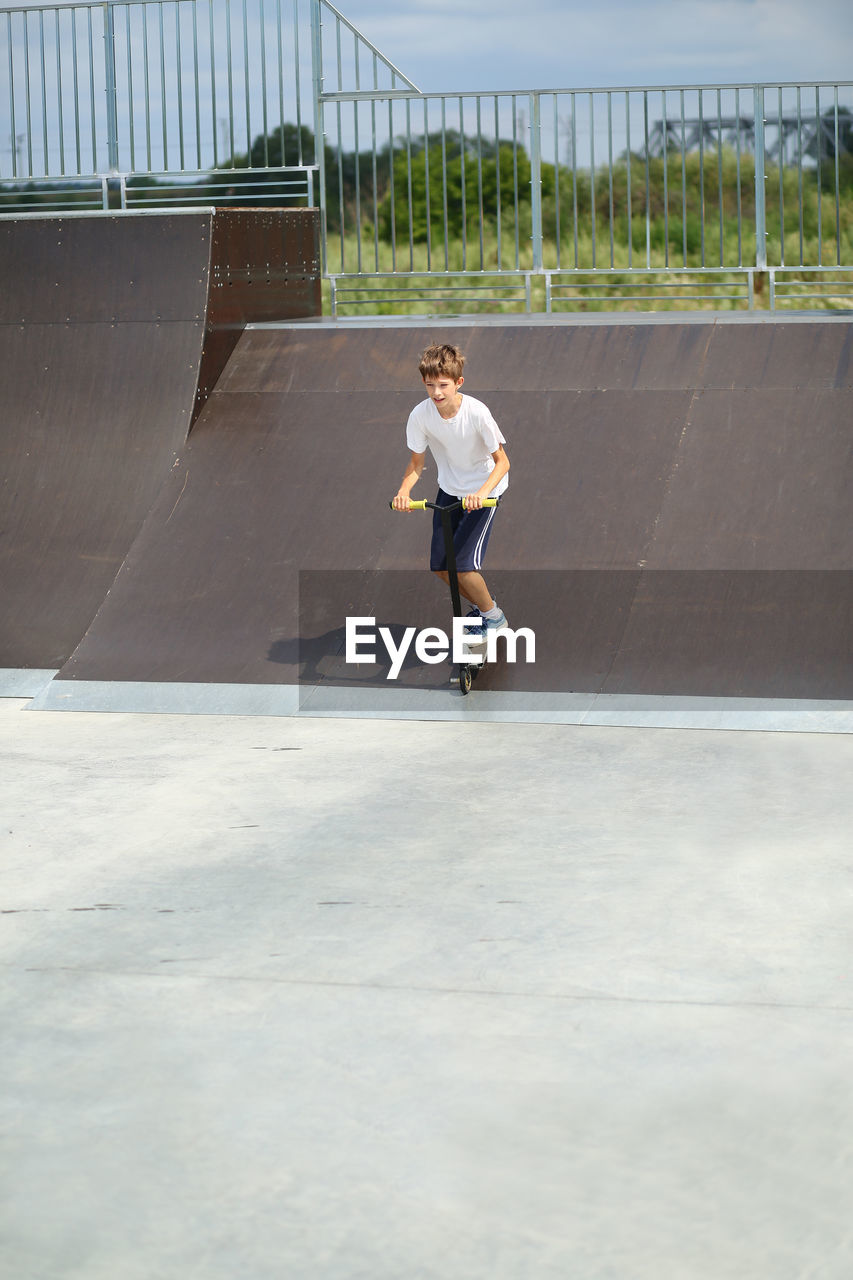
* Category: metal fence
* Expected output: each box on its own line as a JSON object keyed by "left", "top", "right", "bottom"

{"left": 319, "top": 81, "right": 853, "bottom": 313}
{"left": 2, "top": 0, "right": 853, "bottom": 312}
{"left": 2, "top": 0, "right": 317, "bottom": 173}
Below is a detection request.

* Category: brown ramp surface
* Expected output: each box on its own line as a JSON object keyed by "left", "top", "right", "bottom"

{"left": 52, "top": 316, "right": 853, "bottom": 703}
{"left": 1, "top": 207, "right": 320, "bottom": 675}
{"left": 0, "top": 211, "right": 211, "bottom": 669}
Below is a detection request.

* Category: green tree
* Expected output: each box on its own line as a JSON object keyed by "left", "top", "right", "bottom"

{"left": 378, "top": 131, "right": 532, "bottom": 244}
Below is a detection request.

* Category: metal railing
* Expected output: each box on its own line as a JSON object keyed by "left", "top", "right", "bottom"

{"left": 318, "top": 82, "right": 853, "bottom": 312}
{"left": 1, "top": 0, "right": 326, "bottom": 209}
{"left": 2, "top": 0, "right": 852, "bottom": 312}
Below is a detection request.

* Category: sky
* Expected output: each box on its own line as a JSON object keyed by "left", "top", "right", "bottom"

{"left": 338, "top": 0, "right": 853, "bottom": 95}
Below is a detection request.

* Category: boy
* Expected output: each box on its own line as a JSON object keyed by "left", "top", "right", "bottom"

{"left": 392, "top": 343, "right": 509, "bottom": 638}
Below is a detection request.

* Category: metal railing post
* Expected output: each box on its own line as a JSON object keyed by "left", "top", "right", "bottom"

{"left": 529, "top": 92, "right": 543, "bottom": 272}
{"left": 753, "top": 85, "right": 767, "bottom": 270}
{"left": 310, "top": 0, "right": 327, "bottom": 271}
{"left": 104, "top": 0, "right": 120, "bottom": 173}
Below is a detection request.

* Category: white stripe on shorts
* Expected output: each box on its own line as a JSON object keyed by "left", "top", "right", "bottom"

{"left": 472, "top": 505, "right": 496, "bottom": 570}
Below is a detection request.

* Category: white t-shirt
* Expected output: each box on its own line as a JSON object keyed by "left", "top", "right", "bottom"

{"left": 406, "top": 395, "right": 508, "bottom": 499}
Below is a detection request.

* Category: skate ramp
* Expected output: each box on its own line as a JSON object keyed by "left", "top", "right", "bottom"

{"left": 37, "top": 316, "right": 853, "bottom": 723}
{"left": 0, "top": 209, "right": 321, "bottom": 677}
{"left": 0, "top": 212, "right": 211, "bottom": 670}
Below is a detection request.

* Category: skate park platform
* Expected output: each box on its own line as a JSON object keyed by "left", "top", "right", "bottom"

{"left": 3, "top": 211, "right": 853, "bottom": 1278}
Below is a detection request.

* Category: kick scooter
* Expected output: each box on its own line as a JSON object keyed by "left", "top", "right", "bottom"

{"left": 390, "top": 496, "right": 498, "bottom": 695}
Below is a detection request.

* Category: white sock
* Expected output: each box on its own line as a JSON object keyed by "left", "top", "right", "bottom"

{"left": 481, "top": 602, "right": 501, "bottom": 621}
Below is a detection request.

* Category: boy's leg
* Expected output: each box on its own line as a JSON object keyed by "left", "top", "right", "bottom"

{"left": 429, "top": 493, "right": 505, "bottom": 619}
{"left": 449, "top": 501, "right": 506, "bottom": 627}
{"left": 433, "top": 567, "right": 493, "bottom": 612}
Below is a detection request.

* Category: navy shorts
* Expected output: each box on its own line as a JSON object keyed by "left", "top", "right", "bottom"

{"left": 429, "top": 488, "right": 501, "bottom": 573}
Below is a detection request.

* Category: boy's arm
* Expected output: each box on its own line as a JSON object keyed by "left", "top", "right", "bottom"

{"left": 465, "top": 445, "right": 510, "bottom": 510}
{"left": 392, "top": 451, "right": 426, "bottom": 511}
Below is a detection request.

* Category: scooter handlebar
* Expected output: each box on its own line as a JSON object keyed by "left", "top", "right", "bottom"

{"left": 388, "top": 497, "right": 498, "bottom": 511}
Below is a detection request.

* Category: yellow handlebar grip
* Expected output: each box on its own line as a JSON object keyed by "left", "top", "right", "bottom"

{"left": 389, "top": 498, "right": 428, "bottom": 511}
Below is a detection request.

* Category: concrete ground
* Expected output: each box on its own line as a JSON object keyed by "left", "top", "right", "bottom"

{"left": 2, "top": 697, "right": 853, "bottom": 1279}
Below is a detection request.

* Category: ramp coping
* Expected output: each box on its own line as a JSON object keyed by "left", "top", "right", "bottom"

{"left": 248, "top": 311, "right": 853, "bottom": 330}
{"left": 0, "top": 208, "right": 216, "bottom": 223}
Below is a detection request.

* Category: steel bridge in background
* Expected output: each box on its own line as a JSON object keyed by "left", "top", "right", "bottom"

{"left": 2, "top": 0, "right": 852, "bottom": 313}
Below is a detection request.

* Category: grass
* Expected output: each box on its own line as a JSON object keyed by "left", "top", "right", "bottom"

{"left": 322, "top": 222, "right": 853, "bottom": 317}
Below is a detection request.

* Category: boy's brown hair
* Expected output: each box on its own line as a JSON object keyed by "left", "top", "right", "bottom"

{"left": 418, "top": 343, "right": 465, "bottom": 382}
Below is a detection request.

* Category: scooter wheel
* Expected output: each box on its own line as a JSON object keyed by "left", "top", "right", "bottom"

{"left": 459, "top": 665, "right": 473, "bottom": 695}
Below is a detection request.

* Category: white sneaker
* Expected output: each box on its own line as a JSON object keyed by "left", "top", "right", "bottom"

{"left": 464, "top": 607, "right": 507, "bottom": 646}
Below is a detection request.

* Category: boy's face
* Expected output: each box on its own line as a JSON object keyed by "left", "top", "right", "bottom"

{"left": 423, "top": 374, "right": 463, "bottom": 409}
